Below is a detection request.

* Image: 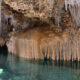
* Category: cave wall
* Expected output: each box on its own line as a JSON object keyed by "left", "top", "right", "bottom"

{"left": 1, "top": 0, "right": 80, "bottom": 61}
{"left": 7, "top": 27, "right": 80, "bottom": 61}
{"left": 4, "top": 0, "right": 65, "bottom": 24}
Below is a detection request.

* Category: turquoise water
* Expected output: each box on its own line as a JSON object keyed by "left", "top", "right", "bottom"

{"left": 0, "top": 53, "right": 80, "bottom": 80}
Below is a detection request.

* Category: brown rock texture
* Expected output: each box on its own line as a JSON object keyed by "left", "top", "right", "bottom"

{"left": 4, "top": 0, "right": 65, "bottom": 23}
{"left": 4, "top": 0, "right": 55, "bottom": 19}
{"left": 1, "top": 0, "right": 80, "bottom": 61}
{"left": 3, "top": 0, "right": 74, "bottom": 29}
{"left": 7, "top": 26, "right": 80, "bottom": 61}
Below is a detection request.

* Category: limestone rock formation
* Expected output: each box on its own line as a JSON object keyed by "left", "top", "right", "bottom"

{"left": 4, "top": 0, "right": 65, "bottom": 25}
{"left": 7, "top": 26, "right": 80, "bottom": 61}
{"left": 1, "top": 0, "right": 80, "bottom": 61}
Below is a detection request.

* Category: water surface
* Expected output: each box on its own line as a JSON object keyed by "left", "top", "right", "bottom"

{"left": 0, "top": 51, "right": 80, "bottom": 80}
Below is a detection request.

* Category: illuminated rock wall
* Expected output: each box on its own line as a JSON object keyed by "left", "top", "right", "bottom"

{"left": 7, "top": 27, "right": 80, "bottom": 61}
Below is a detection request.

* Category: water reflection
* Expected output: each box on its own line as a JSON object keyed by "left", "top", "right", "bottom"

{"left": 0, "top": 45, "right": 14, "bottom": 80}
{"left": 0, "top": 46, "right": 80, "bottom": 80}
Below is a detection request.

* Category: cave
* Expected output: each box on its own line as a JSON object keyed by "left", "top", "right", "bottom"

{"left": 0, "top": 0, "right": 80, "bottom": 80}
{"left": 0, "top": 44, "right": 8, "bottom": 56}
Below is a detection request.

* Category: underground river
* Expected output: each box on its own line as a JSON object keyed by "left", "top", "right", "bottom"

{"left": 0, "top": 45, "right": 80, "bottom": 80}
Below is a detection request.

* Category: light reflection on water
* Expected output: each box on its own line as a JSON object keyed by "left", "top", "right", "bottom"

{"left": 0, "top": 48, "right": 80, "bottom": 80}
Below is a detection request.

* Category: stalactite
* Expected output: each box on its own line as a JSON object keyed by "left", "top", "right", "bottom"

{"left": 52, "top": 44, "right": 56, "bottom": 60}
{"left": 61, "top": 43, "right": 63, "bottom": 60}
{"left": 54, "top": 43, "right": 57, "bottom": 61}
{"left": 64, "top": 0, "right": 80, "bottom": 27}
{"left": 52, "top": 0, "right": 63, "bottom": 27}
{"left": 7, "top": 34, "right": 80, "bottom": 62}
{"left": 48, "top": 46, "right": 52, "bottom": 60}
{"left": 0, "top": 0, "right": 2, "bottom": 35}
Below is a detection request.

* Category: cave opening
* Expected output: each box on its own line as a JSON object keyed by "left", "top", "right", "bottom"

{"left": 0, "top": 44, "right": 8, "bottom": 57}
